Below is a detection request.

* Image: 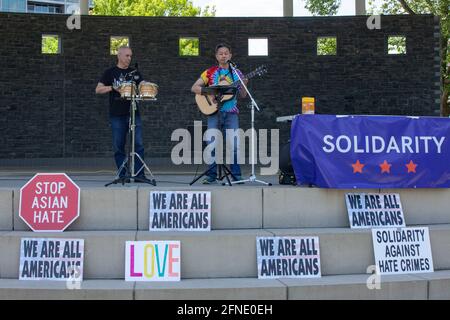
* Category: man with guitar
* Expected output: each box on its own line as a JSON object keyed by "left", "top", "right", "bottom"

{"left": 191, "top": 43, "right": 248, "bottom": 184}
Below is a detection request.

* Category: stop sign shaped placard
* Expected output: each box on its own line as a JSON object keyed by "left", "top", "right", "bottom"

{"left": 19, "top": 173, "right": 80, "bottom": 232}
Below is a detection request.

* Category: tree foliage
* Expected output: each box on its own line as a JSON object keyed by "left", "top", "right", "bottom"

{"left": 42, "top": 36, "right": 59, "bottom": 54}
{"left": 92, "top": 0, "right": 215, "bottom": 17}
{"left": 304, "top": 0, "right": 450, "bottom": 116}
{"left": 304, "top": 0, "right": 341, "bottom": 16}
{"left": 110, "top": 37, "right": 130, "bottom": 55}
{"left": 317, "top": 37, "right": 337, "bottom": 55}
{"left": 179, "top": 38, "right": 199, "bottom": 56}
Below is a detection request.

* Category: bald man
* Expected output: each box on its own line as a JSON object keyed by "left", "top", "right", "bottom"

{"left": 96, "top": 46, "right": 147, "bottom": 181}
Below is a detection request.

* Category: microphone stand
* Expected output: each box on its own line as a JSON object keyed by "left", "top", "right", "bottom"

{"left": 229, "top": 62, "right": 272, "bottom": 186}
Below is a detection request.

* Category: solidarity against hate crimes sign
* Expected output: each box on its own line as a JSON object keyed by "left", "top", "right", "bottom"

{"left": 372, "top": 227, "right": 434, "bottom": 275}
{"left": 346, "top": 193, "right": 405, "bottom": 228}
{"left": 19, "top": 238, "right": 84, "bottom": 281}
{"left": 125, "top": 241, "right": 180, "bottom": 281}
{"left": 149, "top": 191, "right": 211, "bottom": 231}
{"left": 257, "top": 237, "right": 321, "bottom": 279}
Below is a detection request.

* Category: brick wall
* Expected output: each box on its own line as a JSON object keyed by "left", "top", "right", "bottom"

{"left": 0, "top": 13, "right": 441, "bottom": 159}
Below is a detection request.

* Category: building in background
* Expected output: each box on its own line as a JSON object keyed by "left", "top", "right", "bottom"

{"left": 0, "top": 0, "right": 93, "bottom": 14}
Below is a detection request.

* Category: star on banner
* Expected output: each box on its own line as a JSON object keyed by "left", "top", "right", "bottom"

{"left": 379, "top": 160, "right": 392, "bottom": 174}
{"left": 352, "top": 160, "right": 365, "bottom": 174}
{"left": 406, "top": 160, "right": 418, "bottom": 173}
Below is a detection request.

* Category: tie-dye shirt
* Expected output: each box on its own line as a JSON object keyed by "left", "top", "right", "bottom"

{"left": 200, "top": 66, "right": 244, "bottom": 113}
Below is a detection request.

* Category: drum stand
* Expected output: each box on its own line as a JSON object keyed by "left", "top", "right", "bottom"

{"left": 105, "top": 83, "right": 157, "bottom": 187}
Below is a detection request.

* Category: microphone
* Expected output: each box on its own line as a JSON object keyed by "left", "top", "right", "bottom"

{"left": 227, "top": 60, "right": 237, "bottom": 67}
{"left": 128, "top": 63, "right": 139, "bottom": 79}
{"left": 128, "top": 63, "right": 138, "bottom": 74}
{"left": 133, "top": 63, "right": 139, "bottom": 80}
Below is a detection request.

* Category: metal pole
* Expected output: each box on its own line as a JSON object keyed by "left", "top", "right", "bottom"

{"left": 355, "top": 0, "right": 366, "bottom": 15}
{"left": 80, "top": 0, "right": 89, "bottom": 15}
{"left": 130, "top": 85, "right": 136, "bottom": 177}
{"left": 283, "top": 0, "right": 293, "bottom": 17}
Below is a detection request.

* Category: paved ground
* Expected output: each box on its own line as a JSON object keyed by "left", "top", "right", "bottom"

{"left": 0, "top": 163, "right": 285, "bottom": 188}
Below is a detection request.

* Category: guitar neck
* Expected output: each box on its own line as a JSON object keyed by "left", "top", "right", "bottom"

{"left": 231, "top": 71, "right": 258, "bottom": 85}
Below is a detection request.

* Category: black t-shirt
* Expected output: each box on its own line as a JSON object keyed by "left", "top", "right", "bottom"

{"left": 99, "top": 66, "right": 144, "bottom": 116}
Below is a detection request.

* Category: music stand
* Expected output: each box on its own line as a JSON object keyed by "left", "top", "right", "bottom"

{"left": 105, "top": 79, "right": 157, "bottom": 187}
{"left": 189, "top": 85, "right": 238, "bottom": 186}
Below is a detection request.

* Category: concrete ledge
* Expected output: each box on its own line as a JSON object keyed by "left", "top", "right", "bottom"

{"left": 1, "top": 226, "right": 450, "bottom": 279}
{"left": 13, "top": 188, "right": 138, "bottom": 231}
{"left": 0, "top": 189, "right": 13, "bottom": 230}
{"left": 0, "top": 231, "right": 136, "bottom": 279}
{"left": 137, "top": 187, "right": 263, "bottom": 230}
{"left": 415, "top": 270, "right": 450, "bottom": 299}
{"left": 135, "top": 278, "right": 286, "bottom": 300}
{"left": 263, "top": 188, "right": 374, "bottom": 228}
{"left": 0, "top": 279, "right": 134, "bottom": 300}
{"left": 2, "top": 273, "right": 447, "bottom": 299}
{"left": 8, "top": 186, "right": 450, "bottom": 231}
{"left": 268, "top": 228, "right": 374, "bottom": 275}
{"left": 264, "top": 188, "right": 450, "bottom": 228}
{"left": 428, "top": 225, "right": 450, "bottom": 271}
{"left": 137, "top": 230, "right": 273, "bottom": 278}
{"left": 384, "top": 189, "right": 450, "bottom": 226}
{"left": 280, "top": 274, "right": 427, "bottom": 300}
{"left": 270, "top": 225, "right": 450, "bottom": 275}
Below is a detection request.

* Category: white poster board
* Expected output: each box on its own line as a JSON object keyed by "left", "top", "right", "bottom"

{"left": 125, "top": 241, "right": 181, "bottom": 281}
{"left": 149, "top": 191, "right": 211, "bottom": 231}
{"left": 19, "top": 238, "right": 84, "bottom": 281}
{"left": 346, "top": 193, "right": 405, "bottom": 229}
{"left": 256, "top": 236, "right": 321, "bottom": 279}
{"left": 372, "top": 227, "right": 434, "bottom": 275}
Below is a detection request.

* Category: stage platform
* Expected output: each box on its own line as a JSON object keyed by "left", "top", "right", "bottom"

{"left": 0, "top": 163, "right": 449, "bottom": 300}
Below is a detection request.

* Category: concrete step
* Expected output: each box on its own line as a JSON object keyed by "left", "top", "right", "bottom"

{"left": 1, "top": 226, "right": 450, "bottom": 279}
{"left": 263, "top": 188, "right": 450, "bottom": 228}
{"left": 137, "top": 186, "right": 263, "bottom": 230}
{"left": 2, "top": 271, "right": 450, "bottom": 299}
{"left": 0, "top": 231, "right": 136, "bottom": 279}
{"left": 0, "top": 189, "right": 13, "bottom": 230}
{"left": 10, "top": 186, "right": 263, "bottom": 231}
{"left": 3, "top": 187, "right": 449, "bottom": 231}
{"left": 0, "top": 279, "right": 133, "bottom": 300}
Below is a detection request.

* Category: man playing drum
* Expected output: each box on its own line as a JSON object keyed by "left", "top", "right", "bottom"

{"left": 95, "top": 46, "right": 149, "bottom": 181}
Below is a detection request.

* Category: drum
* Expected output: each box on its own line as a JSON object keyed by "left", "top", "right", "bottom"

{"left": 139, "top": 82, "right": 158, "bottom": 98}
{"left": 119, "top": 82, "right": 133, "bottom": 98}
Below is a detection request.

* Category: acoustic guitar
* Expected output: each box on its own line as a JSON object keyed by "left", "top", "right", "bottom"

{"left": 195, "top": 65, "right": 267, "bottom": 115}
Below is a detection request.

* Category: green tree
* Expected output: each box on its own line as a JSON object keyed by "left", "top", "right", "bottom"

{"left": 317, "top": 37, "right": 337, "bottom": 55}
{"left": 42, "top": 36, "right": 59, "bottom": 54}
{"left": 179, "top": 38, "right": 199, "bottom": 56}
{"left": 93, "top": 0, "right": 215, "bottom": 60}
{"left": 92, "top": 0, "right": 215, "bottom": 17}
{"left": 304, "top": 0, "right": 450, "bottom": 116}
{"left": 110, "top": 37, "right": 130, "bottom": 55}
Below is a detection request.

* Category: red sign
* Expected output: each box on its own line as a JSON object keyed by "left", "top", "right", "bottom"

{"left": 19, "top": 173, "right": 80, "bottom": 232}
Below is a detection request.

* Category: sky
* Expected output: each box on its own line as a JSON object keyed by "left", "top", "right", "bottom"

{"left": 191, "top": 0, "right": 385, "bottom": 17}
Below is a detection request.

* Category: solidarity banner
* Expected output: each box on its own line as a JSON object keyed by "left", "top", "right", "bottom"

{"left": 291, "top": 115, "right": 450, "bottom": 188}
